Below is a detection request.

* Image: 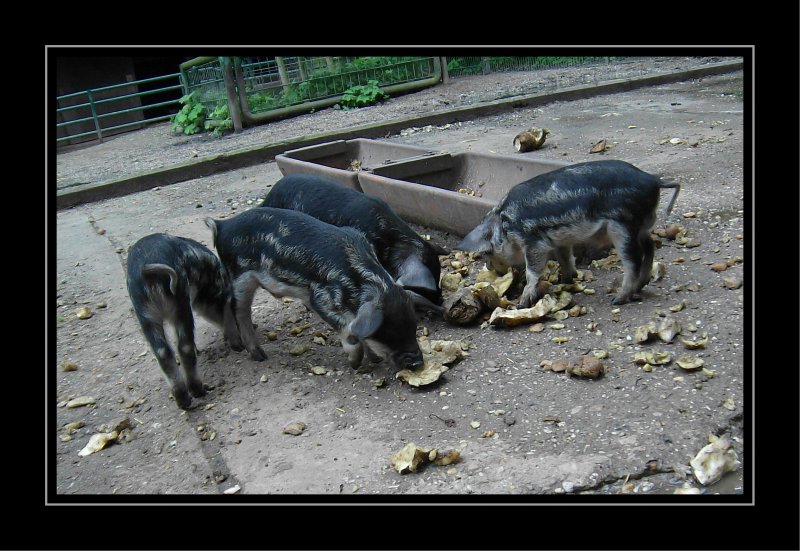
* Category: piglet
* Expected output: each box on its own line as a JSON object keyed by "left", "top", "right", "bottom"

{"left": 261, "top": 173, "right": 448, "bottom": 307}
{"left": 205, "top": 208, "right": 424, "bottom": 371}
{"left": 126, "top": 234, "right": 242, "bottom": 409}
{"left": 459, "top": 160, "right": 680, "bottom": 306}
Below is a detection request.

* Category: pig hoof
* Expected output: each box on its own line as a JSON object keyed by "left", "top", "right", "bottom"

{"left": 611, "top": 296, "right": 629, "bottom": 305}
{"left": 249, "top": 347, "right": 267, "bottom": 362}
{"left": 173, "top": 389, "right": 192, "bottom": 410}
{"left": 364, "top": 347, "right": 382, "bottom": 364}
{"left": 229, "top": 341, "right": 245, "bottom": 352}
{"left": 189, "top": 381, "right": 207, "bottom": 398}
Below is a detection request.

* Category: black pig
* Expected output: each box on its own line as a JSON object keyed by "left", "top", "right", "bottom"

{"left": 459, "top": 160, "right": 680, "bottom": 306}
{"left": 205, "top": 208, "right": 424, "bottom": 371}
{"left": 126, "top": 234, "right": 242, "bottom": 409}
{"left": 261, "top": 173, "right": 448, "bottom": 306}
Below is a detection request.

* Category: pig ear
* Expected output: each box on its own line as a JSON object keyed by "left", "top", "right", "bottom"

{"left": 405, "top": 289, "right": 445, "bottom": 317}
{"left": 457, "top": 218, "right": 495, "bottom": 253}
{"left": 396, "top": 256, "right": 438, "bottom": 293}
{"left": 348, "top": 300, "right": 384, "bottom": 340}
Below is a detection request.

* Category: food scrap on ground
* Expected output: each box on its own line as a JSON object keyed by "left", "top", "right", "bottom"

{"left": 390, "top": 443, "right": 461, "bottom": 474}
{"left": 690, "top": 435, "right": 740, "bottom": 485}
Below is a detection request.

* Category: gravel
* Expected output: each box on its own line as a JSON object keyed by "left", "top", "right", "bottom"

{"left": 55, "top": 56, "right": 737, "bottom": 189}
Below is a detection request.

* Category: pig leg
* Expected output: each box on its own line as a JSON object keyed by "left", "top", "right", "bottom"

{"left": 140, "top": 319, "right": 192, "bottom": 409}
{"left": 223, "top": 298, "right": 245, "bottom": 352}
{"left": 364, "top": 346, "right": 383, "bottom": 364}
{"left": 555, "top": 246, "right": 577, "bottom": 284}
{"left": 635, "top": 232, "right": 656, "bottom": 292}
{"left": 341, "top": 333, "right": 365, "bottom": 369}
{"left": 232, "top": 272, "right": 267, "bottom": 361}
{"left": 608, "top": 222, "right": 644, "bottom": 305}
{"left": 308, "top": 288, "right": 365, "bottom": 369}
{"left": 519, "top": 246, "right": 551, "bottom": 308}
{"left": 172, "top": 303, "right": 205, "bottom": 399}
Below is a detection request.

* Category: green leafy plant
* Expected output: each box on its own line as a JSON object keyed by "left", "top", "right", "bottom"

{"left": 204, "top": 102, "right": 233, "bottom": 136}
{"left": 170, "top": 93, "right": 207, "bottom": 135}
{"left": 281, "top": 84, "right": 304, "bottom": 106}
{"left": 340, "top": 80, "right": 388, "bottom": 109}
{"left": 447, "top": 57, "right": 482, "bottom": 75}
{"left": 242, "top": 57, "right": 432, "bottom": 114}
{"left": 248, "top": 91, "right": 278, "bottom": 112}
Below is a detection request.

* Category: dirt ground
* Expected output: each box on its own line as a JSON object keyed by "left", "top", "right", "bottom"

{"left": 53, "top": 66, "right": 747, "bottom": 504}
{"left": 55, "top": 56, "right": 738, "bottom": 189}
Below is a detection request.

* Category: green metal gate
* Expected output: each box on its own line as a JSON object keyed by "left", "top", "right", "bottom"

{"left": 179, "top": 56, "right": 442, "bottom": 129}
{"left": 56, "top": 73, "right": 184, "bottom": 144}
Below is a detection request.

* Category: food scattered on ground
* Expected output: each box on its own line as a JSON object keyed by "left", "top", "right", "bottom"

{"left": 676, "top": 355, "right": 704, "bottom": 371}
{"left": 513, "top": 127, "right": 549, "bottom": 152}
{"left": 396, "top": 360, "right": 449, "bottom": 387}
{"left": 543, "top": 355, "right": 605, "bottom": 378}
{"left": 282, "top": 422, "right": 306, "bottom": 436}
{"left": 390, "top": 443, "right": 461, "bottom": 474}
{"left": 680, "top": 332, "right": 708, "bottom": 349}
{"left": 78, "top": 431, "right": 119, "bottom": 457}
{"left": 690, "top": 435, "right": 740, "bottom": 485}
{"left": 76, "top": 307, "right": 93, "bottom": 320}
{"left": 632, "top": 351, "right": 672, "bottom": 366}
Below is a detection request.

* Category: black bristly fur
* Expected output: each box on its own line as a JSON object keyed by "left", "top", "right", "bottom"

{"left": 261, "top": 174, "right": 447, "bottom": 305}
{"left": 205, "top": 208, "right": 424, "bottom": 371}
{"left": 459, "top": 160, "right": 680, "bottom": 307}
{"left": 126, "top": 234, "right": 241, "bottom": 410}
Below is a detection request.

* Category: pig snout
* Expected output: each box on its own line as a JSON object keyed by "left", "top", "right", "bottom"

{"left": 209, "top": 208, "right": 427, "bottom": 370}
{"left": 393, "top": 347, "right": 425, "bottom": 371}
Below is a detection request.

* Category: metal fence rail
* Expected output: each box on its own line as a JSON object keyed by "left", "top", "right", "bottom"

{"left": 56, "top": 73, "right": 184, "bottom": 144}
{"left": 181, "top": 56, "right": 439, "bottom": 117}
{"left": 176, "top": 56, "right": 442, "bottom": 130}
{"left": 234, "top": 56, "right": 441, "bottom": 127}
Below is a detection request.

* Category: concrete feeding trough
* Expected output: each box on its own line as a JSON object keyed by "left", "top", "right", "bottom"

{"left": 359, "top": 151, "right": 570, "bottom": 235}
{"left": 275, "top": 138, "right": 571, "bottom": 236}
{"left": 275, "top": 138, "right": 440, "bottom": 191}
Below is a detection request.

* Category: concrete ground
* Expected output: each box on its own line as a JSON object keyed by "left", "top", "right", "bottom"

{"left": 52, "top": 62, "right": 751, "bottom": 540}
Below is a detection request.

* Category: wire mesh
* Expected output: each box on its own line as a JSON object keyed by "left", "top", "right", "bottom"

{"left": 240, "top": 56, "right": 437, "bottom": 114}
{"left": 57, "top": 73, "right": 183, "bottom": 144}
{"left": 442, "top": 56, "right": 699, "bottom": 100}
{"left": 446, "top": 56, "right": 622, "bottom": 77}
{"left": 183, "top": 59, "right": 227, "bottom": 111}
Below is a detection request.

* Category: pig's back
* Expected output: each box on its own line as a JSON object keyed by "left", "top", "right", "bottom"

{"left": 263, "top": 174, "right": 415, "bottom": 246}
{"left": 215, "top": 207, "right": 389, "bottom": 287}
{"left": 501, "top": 160, "right": 662, "bottom": 225}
